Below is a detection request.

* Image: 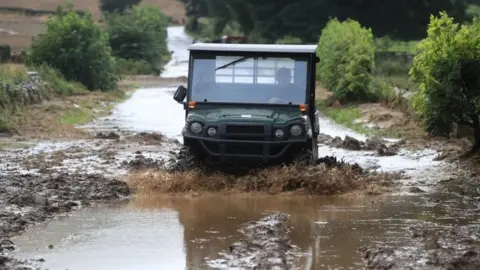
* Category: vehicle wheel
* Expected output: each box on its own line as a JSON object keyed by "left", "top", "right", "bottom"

{"left": 170, "top": 145, "right": 201, "bottom": 172}
{"left": 292, "top": 138, "right": 318, "bottom": 166}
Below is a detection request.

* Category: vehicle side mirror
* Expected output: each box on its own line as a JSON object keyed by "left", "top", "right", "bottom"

{"left": 173, "top": 85, "right": 187, "bottom": 103}
{"left": 315, "top": 56, "right": 320, "bottom": 63}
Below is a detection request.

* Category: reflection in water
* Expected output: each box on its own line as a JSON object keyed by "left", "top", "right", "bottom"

{"left": 12, "top": 202, "right": 187, "bottom": 270}
{"left": 131, "top": 194, "right": 468, "bottom": 269}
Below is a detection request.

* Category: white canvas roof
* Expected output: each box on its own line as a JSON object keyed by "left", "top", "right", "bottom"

{"left": 189, "top": 43, "right": 317, "bottom": 53}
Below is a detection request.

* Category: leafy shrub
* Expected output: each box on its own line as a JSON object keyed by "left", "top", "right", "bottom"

{"left": 316, "top": 18, "right": 376, "bottom": 103}
{"left": 105, "top": 4, "right": 170, "bottom": 75}
{"left": 410, "top": 12, "right": 480, "bottom": 153}
{"left": 27, "top": 3, "right": 119, "bottom": 91}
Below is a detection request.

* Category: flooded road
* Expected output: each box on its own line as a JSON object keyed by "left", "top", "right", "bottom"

{"left": 12, "top": 194, "right": 476, "bottom": 269}
{"left": 6, "top": 25, "right": 474, "bottom": 269}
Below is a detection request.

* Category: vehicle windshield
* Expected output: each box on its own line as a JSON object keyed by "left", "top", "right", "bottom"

{"left": 189, "top": 54, "right": 309, "bottom": 105}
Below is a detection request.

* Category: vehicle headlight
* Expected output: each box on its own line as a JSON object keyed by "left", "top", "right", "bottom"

{"left": 189, "top": 122, "right": 202, "bottom": 134}
{"left": 274, "top": 129, "right": 284, "bottom": 138}
{"left": 207, "top": 127, "right": 217, "bottom": 136}
{"left": 290, "top": 124, "right": 303, "bottom": 137}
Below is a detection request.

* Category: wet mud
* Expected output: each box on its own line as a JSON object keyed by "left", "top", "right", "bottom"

{"left": 364, "top": 225, "right": 480, "bottom": 269}
{"left": 208, "top": 212, "right": 298, "bottom": 269}
{"left": 318, "top": 133, "right": 403, "bottom": 156}
{"left": 0, "top": 173, "right": 130, "bottom": 269}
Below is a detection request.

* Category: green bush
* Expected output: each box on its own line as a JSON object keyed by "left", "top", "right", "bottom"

{"left": 409, "top": 12, "right": 480, "bottom": 151}
{"left": 27, "top": 3, "right": 119, "bottom": 91}
{"left": 316, "top": 18, "right": 376, "bottom": 103}
{"left": 105, "top": 4, "right": 170, "bottom": 75}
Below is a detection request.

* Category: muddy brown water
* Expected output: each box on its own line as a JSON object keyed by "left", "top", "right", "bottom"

{"left": 11, "top": 194, "right": 476, "bottom": 270}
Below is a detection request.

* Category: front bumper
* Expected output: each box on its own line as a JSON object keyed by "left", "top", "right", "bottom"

{"left": 182, "top": 122, "right": 309, "bottom": 162}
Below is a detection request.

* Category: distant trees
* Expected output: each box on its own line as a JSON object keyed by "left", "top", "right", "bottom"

{"left": 99, "top": 0, "right": 142, "bottom": 13}
{"left": 181, "top": 0, "right": 470, "bottom": 42}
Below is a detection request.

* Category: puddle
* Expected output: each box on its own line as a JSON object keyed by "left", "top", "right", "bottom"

{"left": 82, "top": 86, "right": 185, "bottom": 142}
{"left": 11, "top": 194, "right": 477, "bottom": 269}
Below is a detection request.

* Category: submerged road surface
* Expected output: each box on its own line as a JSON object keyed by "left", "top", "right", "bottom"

{"left": 10, "top": 26, "right": 474, "bottom": 269}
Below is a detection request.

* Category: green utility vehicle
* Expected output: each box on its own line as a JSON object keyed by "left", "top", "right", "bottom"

{"left": 173, "top": 43, "right": 320, "bottom": 168}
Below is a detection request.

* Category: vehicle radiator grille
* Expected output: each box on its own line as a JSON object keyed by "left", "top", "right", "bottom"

{"left": 225, "top": 125, "right": 264, "bottom": 134}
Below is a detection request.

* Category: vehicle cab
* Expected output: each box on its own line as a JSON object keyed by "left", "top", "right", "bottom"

{"left": 173, "top": 43, "right": 320, "bottom": 166}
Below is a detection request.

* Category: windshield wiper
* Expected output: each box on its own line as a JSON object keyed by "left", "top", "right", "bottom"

{"left": 215, "top": 56, "right": 250, "bottom": 71}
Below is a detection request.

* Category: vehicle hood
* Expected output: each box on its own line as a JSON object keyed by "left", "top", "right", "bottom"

{"left": 188, "top": 107, "right": 302, "bottom": 124}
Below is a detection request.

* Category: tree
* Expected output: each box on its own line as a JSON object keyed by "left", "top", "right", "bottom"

{"left": 410, "top": 12, "right": 480, "bottom": 156}
{"left": 181, "top": 0, "right": 470, "bottom": 42}
{"left": 105, "top": 4, "right": 170, "bottom": 74}
{"left": 99, "top": 0, "right": 142, "bottom": 13}
{"left": 27, "top": 3, "right": 118, "bottom": 91}
{"left": 316, "top": 18, "right": 376, "bottom": 103}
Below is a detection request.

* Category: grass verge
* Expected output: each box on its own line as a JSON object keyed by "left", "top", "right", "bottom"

{"left": 0, "top": 63, "right": 131, "bottom": 138}
{"left": 317, "top": 100, "right": 367, "bottom": 132}
{"left": 57, "top": 90, "right": 126, "bottom": 126}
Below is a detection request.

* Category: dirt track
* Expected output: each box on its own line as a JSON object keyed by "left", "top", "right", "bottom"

{"left": 1, "top": 26, "right": 480, "bottom": 269}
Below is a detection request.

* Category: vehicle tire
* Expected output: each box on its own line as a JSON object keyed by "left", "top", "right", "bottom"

{"left": 292, "top": 137, "right": 318, "bottom": 166}
{"left": 170, "top": 145, "right": 201, "bottom": 172}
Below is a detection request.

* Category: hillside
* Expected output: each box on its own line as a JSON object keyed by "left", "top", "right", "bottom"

{"left": 0, "top": 0, "right": 185, "bottom": 53}
{"left": 0, "top": 0, "right": 185, "bottom": 21}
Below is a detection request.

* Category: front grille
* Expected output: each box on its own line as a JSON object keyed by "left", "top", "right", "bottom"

{"left": 226, "top": 143, "right": 263, "bottom": 155}
{"left": 226, "top": 125, "right": 264, "bottom": 134}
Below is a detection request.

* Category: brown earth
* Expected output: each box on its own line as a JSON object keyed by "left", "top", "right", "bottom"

{"left": 10, "top": 91, "right": 124, "bottom": 139}
{"left": 0, "top": 0, "right": 185, "bottom": 21}
{"left": 0, "top": 0, "right": 185, "bottom": 52}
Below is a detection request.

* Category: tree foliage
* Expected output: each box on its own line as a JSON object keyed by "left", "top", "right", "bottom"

{"left": 27, "top": 4, "right": 118, "bottom": 91}
{"left": 180, "top": 0, "right": 470, "bottom": 42}
{"left": 105, "top": 4, "right": 170, "bottom": 74}
{"left": 316, "top": 19, "right": 376, "bottom": 102}
{"left": 99, "top": 0, "right": 142, "bottom": 13}
{"left": 410, "top": 12, "right": 480, "bottom": 153}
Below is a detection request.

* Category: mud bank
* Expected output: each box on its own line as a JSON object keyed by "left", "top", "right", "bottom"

{"left": 364, "top": 225, "right": 480, "bottom": 269}
{"left": 0, "top": 173, "right": 130, "bottom": 269}
{"left": 207, "top": 212, "right": 298, "bottom": 269}
{"left": 318, "top": 133, "right": 403, "bottom": 156}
